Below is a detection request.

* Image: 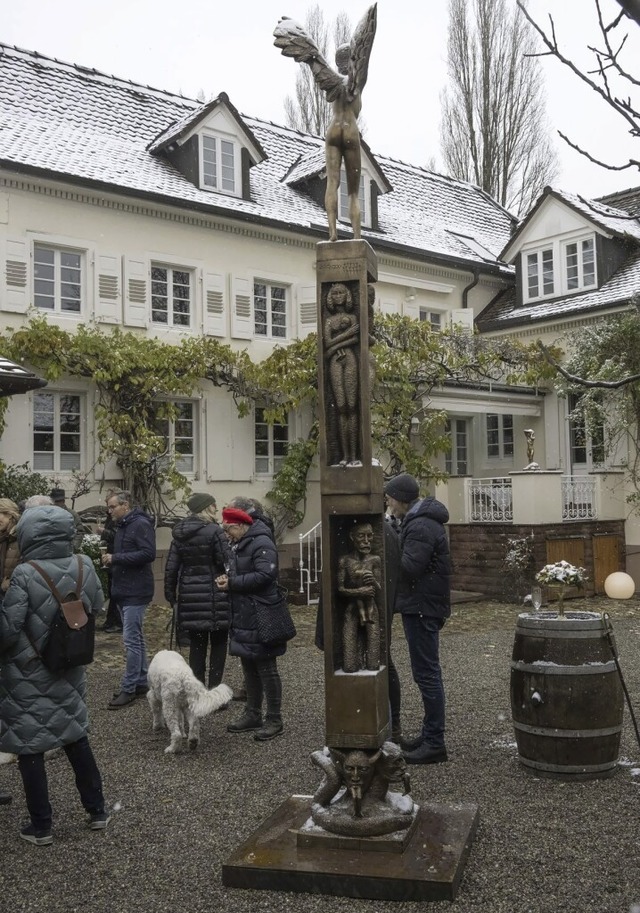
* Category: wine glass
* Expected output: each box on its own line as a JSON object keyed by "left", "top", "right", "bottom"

{"left": 531, "top": 585, "right": 542, "bottom": 612}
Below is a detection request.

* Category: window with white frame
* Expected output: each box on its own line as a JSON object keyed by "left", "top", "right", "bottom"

{"left": 200, "top": 134, "right": 236, "bottom": 194}
{"left": 255, "top": 407, "right": 289, "bottom": 475}
{"left": 564, "top": 237, "right": 596, "bottom": 291}
{"left": 33, "top": 392, "right": 82, "bottom": 471}
{"left": 523, "top": 234, "right": 597, "bottom": 303}
{"left": 445, "top": 418, "right": 468, "bottom": 476}
{"left": 154, "top": 401, "right": 196, "bottom": 473}
{"left": 151, "top": 265, "right": 192, "bottom": 328}
{"left": 568, "top": 393, "right": 605, "bottom": 467}
{"left": 33, "top": 244, "right": 83, "bottom": 314}
{"left": 526, "top": 248, "right": 554, "bottom": 301}
{"left": 339, "top": 171, "right": 367, "bottom": 226}
{"left": 419, "top": 308, "right": 442, "bottom": 331}
{"left": 486, "top": 413, "right": 514, "bottom": 459}
{"left": 254, "top": 281, "right": 287, "bottom": 339}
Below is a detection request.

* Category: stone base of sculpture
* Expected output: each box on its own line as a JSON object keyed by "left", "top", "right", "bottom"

{"left": 222, "top": 796, "right": 479, "bottom": 902}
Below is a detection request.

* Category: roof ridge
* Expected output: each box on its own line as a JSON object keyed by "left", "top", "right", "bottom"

{"left": 0, "top": 41, "right": 197, "bottom": 106}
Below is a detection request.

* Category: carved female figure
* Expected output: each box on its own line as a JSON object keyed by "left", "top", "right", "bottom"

{"left": 324, "top": 283, "right": 361, "bottom": 466}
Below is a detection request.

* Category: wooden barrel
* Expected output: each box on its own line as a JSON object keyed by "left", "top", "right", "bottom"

{"left": 510, "top": 611, "right": 623, "bottom": 779}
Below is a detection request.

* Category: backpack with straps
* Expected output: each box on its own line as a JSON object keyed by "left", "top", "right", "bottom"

{"left": 27, "top": 555, "right": 95, "bottom": 672}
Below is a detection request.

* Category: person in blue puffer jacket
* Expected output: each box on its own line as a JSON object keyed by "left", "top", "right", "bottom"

{"left": 0, "top": 504, "right": 108, "bottom": 845}
{"left": 384, "top": 472, "right": 451, "bottom": 767}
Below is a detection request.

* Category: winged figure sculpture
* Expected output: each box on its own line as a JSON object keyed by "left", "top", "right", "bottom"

{"left": 274, "top": 5, "right": 377, "bottom": 242}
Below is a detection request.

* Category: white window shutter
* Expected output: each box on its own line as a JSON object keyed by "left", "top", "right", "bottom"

{"left": 203, "top": 270, "right": 228, "bottom": 337}
{"left": 123, "top": 256, "right": 148, "bottom": 328}
{"left": 402, "top": 297, "right": 420, "bottom": 320}
{"left": 297, "top": 284, "right": 316, "bottom": 338}
{"left": 231, "top": 276, "right": 253, "bottom": 339}
{"left": 3, "top": 238, "right": 30, "bottom": 313}
{"left": 94, "top": 253, "right": 122, "bottom": 324}
{"left": 451, "top": 308, "right": 474, "bottom": 335}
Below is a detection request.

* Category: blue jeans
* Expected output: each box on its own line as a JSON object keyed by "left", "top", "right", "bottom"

{"left": 401, "top": 614, "right": 446, "bottom": 749}
{"left": 118, "top": 602, "right": 148, "bottom": 693}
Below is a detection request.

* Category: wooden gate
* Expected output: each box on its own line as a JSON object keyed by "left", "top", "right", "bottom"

{"left": 592, "top": 534, "right": 621, "bottom": 594}
{"left": 545, "top": 537, "right": 586, "bottom": 602}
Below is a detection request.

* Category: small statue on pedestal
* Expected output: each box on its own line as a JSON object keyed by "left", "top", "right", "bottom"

{"left": 523, "top": 428, "right": 540, "bottom": 471}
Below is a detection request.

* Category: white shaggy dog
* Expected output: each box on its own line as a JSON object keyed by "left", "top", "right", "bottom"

{"left": 147, "top": 650, "right": 233, "bottom": 754}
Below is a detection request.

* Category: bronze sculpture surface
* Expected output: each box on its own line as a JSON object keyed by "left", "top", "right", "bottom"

{"left": 274, "top": 5, "right": 377, "bottom": 242}
{"left": 323, "top": 282, "right": 361, "bottom": 466}
{"left": 337, "top": 521, "right": 382, "bottom": 672}
{"left": 309, "top": 742, "right": 415, "bottom": 836}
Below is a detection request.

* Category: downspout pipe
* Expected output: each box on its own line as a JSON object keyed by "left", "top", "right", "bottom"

{"left": 462, "top": 268, "right": 480, "bottom": 309}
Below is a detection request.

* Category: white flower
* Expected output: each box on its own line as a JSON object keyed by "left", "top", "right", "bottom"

{"left": 536, "top": 560, "right": 587, "bottom": 588}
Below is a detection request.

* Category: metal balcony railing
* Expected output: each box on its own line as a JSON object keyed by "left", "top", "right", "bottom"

{"left": 468, "top": 477, "right": 513, "bottom": 522}
{"left": 561, "top": 475, "right": 597, "bottom": 520}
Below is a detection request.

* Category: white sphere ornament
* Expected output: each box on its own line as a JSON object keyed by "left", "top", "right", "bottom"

{"left": 604, "top": 572, "right": 636, "bottom": 600}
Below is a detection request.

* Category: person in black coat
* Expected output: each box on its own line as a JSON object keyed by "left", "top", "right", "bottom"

{"left": 97, "top": 489, "right": 122, "bottom": 633}
{"left": 385, "top": 472, "right": 451, "bottom": 766}
{"left": 164, "top": 493, "right": 231, "bottom": 688}
{"left": 215, "top": 507, "right": 286, "bottom": 742}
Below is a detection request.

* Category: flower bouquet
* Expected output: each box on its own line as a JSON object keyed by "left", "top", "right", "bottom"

{"left": 81, "top": 533, "right": 109, "bottom": 594}
{"left": 535, "top": 560, "right": 588, "bottom": 615}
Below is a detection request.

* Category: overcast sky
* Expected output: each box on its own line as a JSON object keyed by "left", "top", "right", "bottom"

{"left": 3, "top": 0, "right": 640, "bottom": 202}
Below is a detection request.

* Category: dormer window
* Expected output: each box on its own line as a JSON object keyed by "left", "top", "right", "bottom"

{"left": 200, "top": 132, "right": 238, "bottom": 195}
{"left": 339, "top": 171, "right": 367, "bottom": 227}
{"left": 523, "top": 233, "right": 597, "bottom": 303}
{"left": 565, "top": 237, "right": 595, "bottom": 290}
{"left": 526, "top": 247, "right": 554, "bottom": 300}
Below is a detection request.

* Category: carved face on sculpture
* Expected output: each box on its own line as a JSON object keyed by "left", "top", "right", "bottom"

{"left": 349, "top": 522, "right": 374, "bottom": 555}
{"left": 326, "top": 283, "right": 353, "bottom": 314}
{"left": 333, "top": 748, "right": 381, "bottom": 791}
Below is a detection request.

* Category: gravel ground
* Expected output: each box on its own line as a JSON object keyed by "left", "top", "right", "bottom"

{"left": 1, "top": 597, "right": 640, "bottom": 913}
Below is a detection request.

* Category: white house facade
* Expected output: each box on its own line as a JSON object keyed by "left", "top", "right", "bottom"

{"left": 1, "top": 43, "right": 638, "bottom": 592}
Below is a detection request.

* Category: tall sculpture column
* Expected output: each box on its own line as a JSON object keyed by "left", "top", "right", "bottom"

{"left": 316, "top": 240, "right": 390, "bottom": 750}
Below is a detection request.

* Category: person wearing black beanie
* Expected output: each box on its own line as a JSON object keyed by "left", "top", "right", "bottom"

{"left": 384, "top": 472, "right": 451, "bottom": 765}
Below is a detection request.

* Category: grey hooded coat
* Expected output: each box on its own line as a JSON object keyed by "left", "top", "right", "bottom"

{"left": 0, "top": 505, "right": 104, "bottom": 755}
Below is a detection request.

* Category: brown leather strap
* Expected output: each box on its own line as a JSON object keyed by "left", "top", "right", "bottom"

{"left": 27, "top": 555, "right": 84, "bottom": 604}
{"left": 27, "top": 556, "right": 88, "bottom": 629}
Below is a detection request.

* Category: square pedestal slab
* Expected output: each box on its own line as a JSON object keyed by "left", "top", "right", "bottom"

{"left": 222, "top": 795, "right": 479, "bottom": 902}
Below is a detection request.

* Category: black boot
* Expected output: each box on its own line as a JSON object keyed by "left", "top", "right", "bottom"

{"left": 254, "top": 718, "right": 283, "bottom": 741}
{"left": 227, "top": 710, "right": 262, "bottom": 732}
{"left": 0, "top": 790, "right": 12, "bottom": 806}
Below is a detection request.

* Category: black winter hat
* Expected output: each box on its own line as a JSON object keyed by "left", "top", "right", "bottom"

{"left": 50, "top": 488, "right": 66, "bottom": 501}
{"left": 187, "top": 492, "right": 216, "bottom": 514}
{"left": 384, "top": 473, "right": 420, "bottom": 504}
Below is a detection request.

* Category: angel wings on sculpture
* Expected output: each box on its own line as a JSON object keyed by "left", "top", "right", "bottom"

{"left": 274, "top": 5, "right": 377, "bottom": 242}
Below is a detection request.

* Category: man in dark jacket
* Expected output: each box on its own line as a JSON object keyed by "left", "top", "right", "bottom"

{"left": 385, "top": 472, "right": 451, "bottom": 765}
{"left": 102, "top": 490, "right": 156, "bottom": 708}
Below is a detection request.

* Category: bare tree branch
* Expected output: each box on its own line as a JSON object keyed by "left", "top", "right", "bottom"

{"left": 539, "top": 342, "right": 640, "bottom": 388}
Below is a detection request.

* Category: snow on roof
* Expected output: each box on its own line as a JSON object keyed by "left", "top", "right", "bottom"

{"left": 0, "top": 42, "right": 514, "bottom": 274}
{"left": 477, "top": 249, "right": 640, "bottom": 332}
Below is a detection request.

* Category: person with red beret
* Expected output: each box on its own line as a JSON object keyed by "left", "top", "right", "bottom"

{"left": 216, "top": 507, "right": 286, "bottom": 741}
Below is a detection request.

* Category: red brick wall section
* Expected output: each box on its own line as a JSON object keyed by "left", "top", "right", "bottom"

{"left": 449, "top": 521, "right": 625, "bottom": 602}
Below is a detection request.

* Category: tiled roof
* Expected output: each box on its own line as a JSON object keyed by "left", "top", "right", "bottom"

{"left": 598, "top": 185, "right": 640, "bottom": 219}
{"left": 500, "top": 185, "right": 640, "bottom": 261}
{"left": 477, "top": 249, "right": 640, "bottom": 332}
{"left": 0, "top": 43, "right": 514, "bottom": 275}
